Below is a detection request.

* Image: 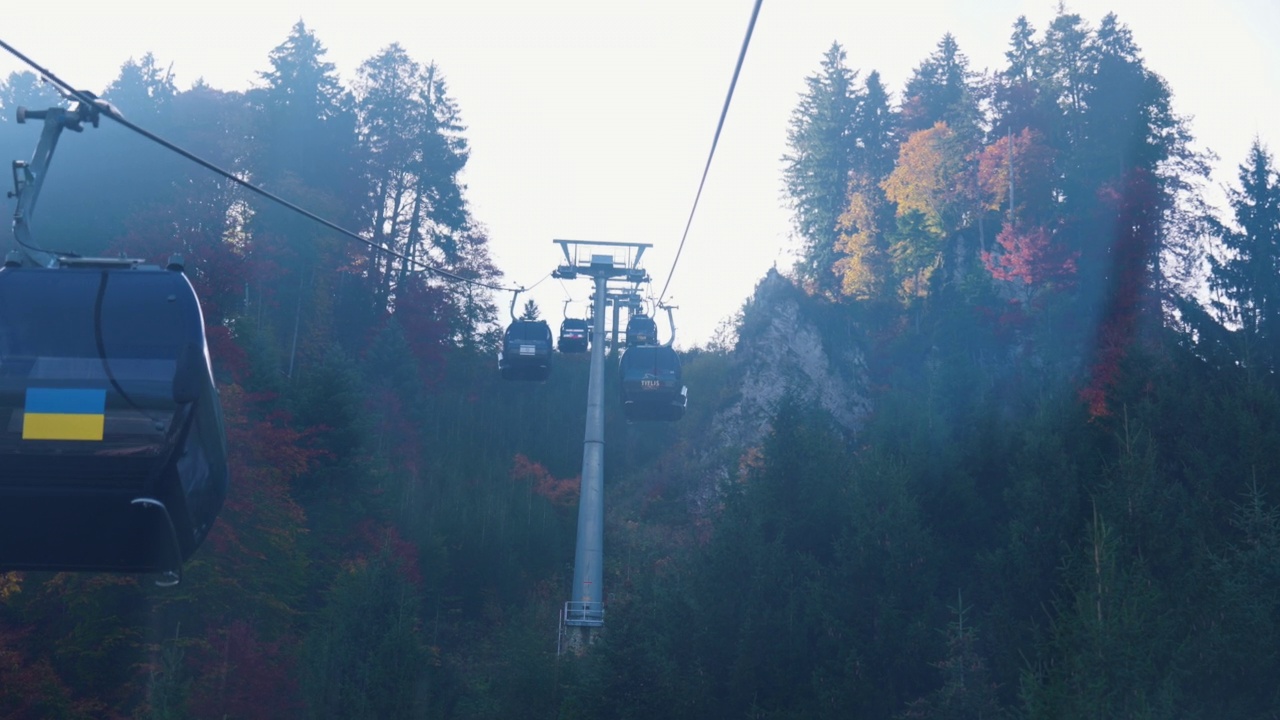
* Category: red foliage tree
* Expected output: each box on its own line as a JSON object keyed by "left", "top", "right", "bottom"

{"left": 194, "top": 383, "right": 316, "bottom": 628}
{"left": 1080, "top": 170, "right": 1162, "bottom": 418}
{"left": 352, "top": 520, "right": 423, "bottom": 587}
{"left": 0, "top": 624, "right": 88, "bottom": 720}
{"left": 510, "top": 454, "right": 579, "bottom": 509}
{"left": 185, "top": 620, "right": 303, "bottom": 720}
{"left": 391, "top": 274, "right": 456, "bottom": 385}
{"left": 982, "top": 222, "right": 1078, "bottom": 301}
{"left": 976, "top": 127, "right": 1055, "bottom": 222}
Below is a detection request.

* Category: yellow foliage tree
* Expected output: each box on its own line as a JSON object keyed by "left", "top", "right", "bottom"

{"left": 881, "top": 122, "right": 967, "bottom": 235}
{"left": 879, "top": 122, "right": 978, "bottom": 298}
{"left": 834, "top": 175, "right": 893, "bottom": 300}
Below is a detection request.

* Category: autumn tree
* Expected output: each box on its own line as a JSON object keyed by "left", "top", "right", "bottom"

{"left": 976, "top": 128, "right": 1054, "bottom": 223}
{"left": 835, "top": 174, "right": 895, "bottom": 300}
{"left": 880, "top": 122, "right": 979, "bottom": 298}
{"left": 834, "top": 72, "right": 899, "bottom": 302}
{"left": 982, "top": 224, "right": 1077, "bottom": 304}
{"left": 978, "top": 129, "right": 1076, "bottom": 303}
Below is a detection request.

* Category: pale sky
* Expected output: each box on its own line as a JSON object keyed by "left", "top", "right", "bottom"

{"left": 2, "top": 1, "right": 1277, "bottom": 347}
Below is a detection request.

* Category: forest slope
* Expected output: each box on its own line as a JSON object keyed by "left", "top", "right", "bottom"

{"left": 0, "top": 8, "right": 1278, "bottom": 720}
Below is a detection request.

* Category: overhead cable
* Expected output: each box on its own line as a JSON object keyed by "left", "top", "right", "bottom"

{"left": 657, "top": 0, "right": 764, "bottom": 303}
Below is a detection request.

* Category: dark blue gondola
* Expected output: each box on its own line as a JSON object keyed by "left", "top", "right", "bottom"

{"left": 619, "top": 344, "right": 686, "bottom": 422}
{"left": 558, "top": 317, "right": 590, "bottom": 354}
{"left": 625, "top": 314, "right": 657, "bottom": 347}
{"left": 0, "top": 261, "right": 228, "bottom": 576}
{"left": 499, "top": 320, "right": 553, "bottom": 381}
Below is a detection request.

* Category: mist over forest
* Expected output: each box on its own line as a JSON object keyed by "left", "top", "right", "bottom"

{"left": 1, "top": 7, "right": 1278, "bottom": 719}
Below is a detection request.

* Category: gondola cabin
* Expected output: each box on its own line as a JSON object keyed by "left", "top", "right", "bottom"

{"left": 499, "top": 320, "right": 553, "bottom": 381}
{"left": 0, "top": 261, "right": 228, "bottom": 577}
{"left": 625, "top": 314, "right": 658, "bottom": 347}
{"left": 619, "top": 344, "right": 686, "bottom": 422}
{"left": 558, "top": 317, "right": 590, "bottom": 354}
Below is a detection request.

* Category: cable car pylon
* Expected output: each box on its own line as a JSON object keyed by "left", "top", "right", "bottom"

{"left": 551, "top": 239, "right": 650, "bottom": 654}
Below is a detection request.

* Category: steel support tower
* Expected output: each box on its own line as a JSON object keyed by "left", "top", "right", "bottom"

{"left": 552, "top": 240, "right": 649, "bottom": 654}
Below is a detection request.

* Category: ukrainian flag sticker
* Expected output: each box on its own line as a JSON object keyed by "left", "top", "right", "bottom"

{"left": 22, "top": 388, "right": 107, "bottom": 441}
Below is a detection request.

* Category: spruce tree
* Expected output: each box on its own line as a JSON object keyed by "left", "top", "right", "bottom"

{"left": 784, "top": 42, "right": 860, "bottom": 296}
{"left": 1209, "top": 140, "right": 1280, "bottom": 370}
{"left": 900, "top": 33, "right": 980, "bottom": 138}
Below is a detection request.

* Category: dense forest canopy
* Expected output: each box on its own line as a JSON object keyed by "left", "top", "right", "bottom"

{"left": 1, "top": 8, "right": 1278, "bottom": 719}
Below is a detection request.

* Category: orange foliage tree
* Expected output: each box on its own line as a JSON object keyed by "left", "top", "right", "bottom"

{"left": 975, "top": 128, "right": 1055, "bottom": 221}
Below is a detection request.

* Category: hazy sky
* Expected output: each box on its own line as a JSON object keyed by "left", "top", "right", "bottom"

{"left": 2, "top": 1, "right": 1277, "bottom": 346}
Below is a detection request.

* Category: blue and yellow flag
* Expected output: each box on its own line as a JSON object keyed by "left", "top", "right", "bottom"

{"left": 22, "top": 388, "right": 106, "bottom": 441}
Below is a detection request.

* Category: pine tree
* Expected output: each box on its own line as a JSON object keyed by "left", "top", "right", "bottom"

{"left": 249, "top": 20, "right": 361, "bottom": 232}
{"left": 899, "top": 593, "right": 1000, "bottom": 720}
{"left": 356, "top": 43, "right": 428, "bottom": 273}
{"left": 1189, "top": 476, "right": 1280, "bottom": 717}
{"left": 784, "top": 42, "right": 860, "bottom": 296}
{"left": 102, "top": 52, "right": 176, "bottom": 120}
{"left": 900, "top": 34, "right": 980, "bottom": 138}
{"left": 1021, "top": 504, "right": 1181, "bottom": 719}
{"left": 0, "top": 70, "right": 62, "bottom": 119}
{"left": 1035, "top": 7, "right": 1092, "bottom": 150}
{"left": 855, "top": 71, "right": 898, "bottom": 182}
{"left": 1208, "top": 140, "right": 1280, "bottom": 370}
{"left": 301, "top": 547, "right": 430, "bottom": 720}
{"left": 246, "top": 22, "right": 363, "bottom": 379}
{"left": 353, "top": 47, "right": 492, "bottom": 339}
{"left": 1005, "top": 16, "right": 1037, "bottom": 84}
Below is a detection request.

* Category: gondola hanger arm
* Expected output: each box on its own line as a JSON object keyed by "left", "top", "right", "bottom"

{"left": 660, "top": 303, "right": 678, "bottom": 347}
{"left": 8, "top": 95, "right": 109, "bottom": 267}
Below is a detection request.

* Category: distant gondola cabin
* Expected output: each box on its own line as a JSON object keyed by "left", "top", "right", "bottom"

{"left": 500, "top": 320, "right": 553, "bottom": 380}
{"left": 558, "top": 317, "right": 590, "bottom": 354}
{"left": 625, "top": 314, "right": 658, "bottom": 347}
